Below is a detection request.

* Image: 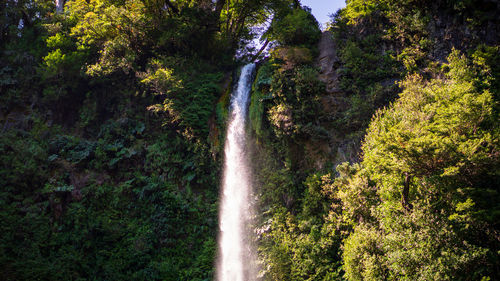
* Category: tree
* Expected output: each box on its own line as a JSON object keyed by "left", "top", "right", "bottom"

{"left": 340, "top": 50, "right": 500, "bottom": 280}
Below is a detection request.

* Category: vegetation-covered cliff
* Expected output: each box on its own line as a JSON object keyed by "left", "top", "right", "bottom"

{"left": 1, "top": 0, "right": 499, "bottom": 280}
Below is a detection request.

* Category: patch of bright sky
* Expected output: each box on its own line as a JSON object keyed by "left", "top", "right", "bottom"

{"left": 300, "top": 0, "right": 346, "bottom": 29}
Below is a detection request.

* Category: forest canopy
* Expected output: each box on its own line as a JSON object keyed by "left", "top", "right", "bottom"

{"left": 1, "top": 0, "right": 499, "bottom": 280}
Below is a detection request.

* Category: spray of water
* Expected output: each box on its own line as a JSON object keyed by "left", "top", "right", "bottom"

{"left": 217, "top": 63, "right": 256, "bottom": 281}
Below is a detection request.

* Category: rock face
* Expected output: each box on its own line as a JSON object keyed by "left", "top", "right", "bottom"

{"left": 317, "top": 31, "right": 341, "bottom": 94}
{"left": 428, "top": 1, "right": 500, "bottom": 61}
{"left": 306, "top": 31, "right": 363, "bottom": 169}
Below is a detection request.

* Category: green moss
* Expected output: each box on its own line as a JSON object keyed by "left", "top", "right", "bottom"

{"left": 249, "top": 63, "right": 274, "bottom": 139}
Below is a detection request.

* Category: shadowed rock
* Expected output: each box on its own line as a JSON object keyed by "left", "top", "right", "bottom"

{"left": 317, "top": 31, "right": 341, "bottom": 94}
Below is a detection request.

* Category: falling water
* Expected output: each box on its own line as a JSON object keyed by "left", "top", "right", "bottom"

{"left": 217, "top": 63, "right": 256, "bottom": 281}
{"left": 55, "top": 0, "right": 64, "bottom": 12}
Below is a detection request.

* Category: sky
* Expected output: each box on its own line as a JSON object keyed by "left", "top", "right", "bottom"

{"left": 300, "top": 0, "right": 346, "bottom": 28}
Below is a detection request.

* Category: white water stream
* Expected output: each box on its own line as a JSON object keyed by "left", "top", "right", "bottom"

{"left": 217, "top": 63, "right": 256, "bottom": 281}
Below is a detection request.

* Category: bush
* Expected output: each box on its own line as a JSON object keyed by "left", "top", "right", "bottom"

{"left": 341, "top": 50, "right": 500, "bottom": 280}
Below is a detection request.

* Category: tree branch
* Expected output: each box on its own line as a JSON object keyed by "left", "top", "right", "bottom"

{"left": 215, "top": 0, "right": 226, "bottom": 19}
{"left": 251, "top": 39, "right": 269, "bottom": 61}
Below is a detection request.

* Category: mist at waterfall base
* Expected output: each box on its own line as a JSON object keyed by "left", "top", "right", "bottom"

{"left": 217, "top": 63, "right": 256, "bottom": 281}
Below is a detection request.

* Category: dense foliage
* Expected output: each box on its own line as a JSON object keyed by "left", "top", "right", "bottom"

{"left": 1, "top": 0, "right": 499, "bottom": 280}
{"left": 0, "top": 0, "right": 303, "bottom": 279}
{"left": 249, "top": 0, "right": 499, "bottom": 280}
{"left": 339, "top": 50, "right": 499, "bottom": 280}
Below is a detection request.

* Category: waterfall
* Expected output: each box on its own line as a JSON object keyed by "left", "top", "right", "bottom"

{"left": 217, "top": 63, "right": 256, "bottom": 281}
{"left": 55, "top": 0, "right": 64, "bottom": 13}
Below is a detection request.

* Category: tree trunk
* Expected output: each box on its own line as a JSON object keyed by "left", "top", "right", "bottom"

{"left": 402, "top": 173, "right": 413, "bottom": 211}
